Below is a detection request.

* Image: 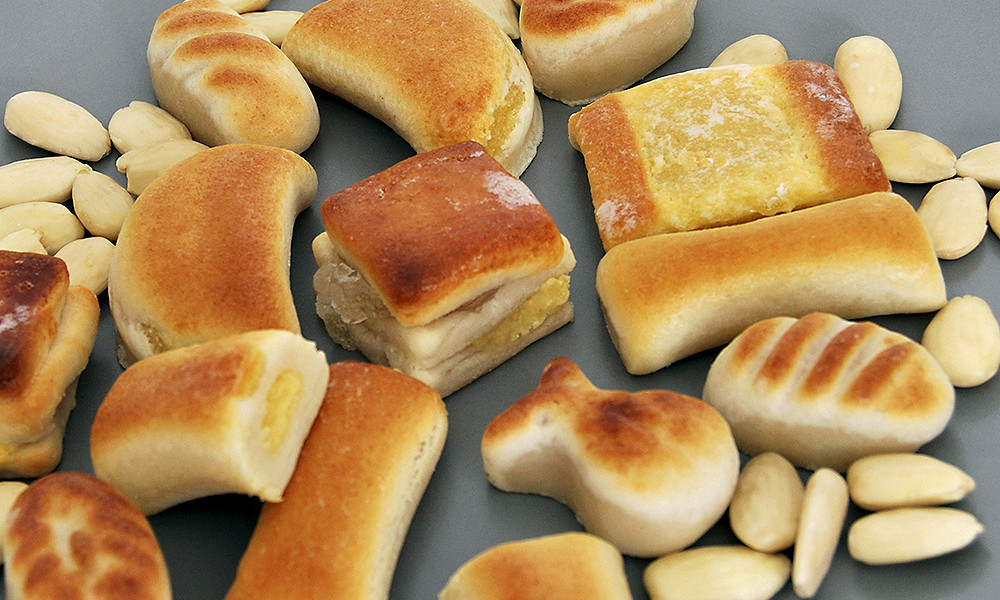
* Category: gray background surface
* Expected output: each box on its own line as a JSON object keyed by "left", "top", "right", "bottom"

{"left": 1, "top": 1, "right": 998, "bottom": 598}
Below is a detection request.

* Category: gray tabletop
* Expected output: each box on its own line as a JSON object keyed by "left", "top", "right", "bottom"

{"left": 1, "top": 1, "right": 998, "bottom": 599}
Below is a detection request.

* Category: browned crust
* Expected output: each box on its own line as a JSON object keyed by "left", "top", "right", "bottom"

{"left": 283, "top": 0, "right": 510, "bottom": 149}
{"left": 732, "top": 313, "right": 951, "bottom": 421}
{"left": 151, "top": 1, "right": 251, "bottom": 47}
{"left": 320, "top": 141, "right": 564, "bottom": 326}
{"left": 90, "top": 337, "right": 265, "bottom": 451}
{"left": 483, "top": 357, "right": 732, "bottom": 493}
{"left": 778, "top": 61, "right": 891, "bottom": 196}
{"left": 568, "top": 99, "right": 655, "bottom": 248}
{"left": 442, "top": 533, "right": 630, "bottom": 600}
{"left": 570, "top": 61, "right": 891, "bottom": 249}
{"left": 225, "top": 361, "right": 446, "bottom": 600}
{"left": 596, "top": 192, "right": 946, "bottom": 374}
{"left": 520, "top": 0, "right": 634, "bottom": 36}
{"left": 113, "top": 144, "right": 315, "bottom": 342}
{"left": 5, "top": 472, "right": 170, "bottom": 600}
{"left": 0, "top": 251, "right": 68, "bottom": 402}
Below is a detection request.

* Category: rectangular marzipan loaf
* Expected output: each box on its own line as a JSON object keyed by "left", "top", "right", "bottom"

{"left": 569, "top": 60, "right": 890, "bottom": 249}
{"left": 596, "top": 192, "right": 946, "bottom": 375}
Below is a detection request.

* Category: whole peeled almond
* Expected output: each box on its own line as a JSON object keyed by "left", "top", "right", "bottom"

{"left": 644, "top": 545, "right": 790, "bottom": 600}
{"left": 0, "top": 481, "right": 28, "bottom": 564}
{"left": 834, "top": 35, "right": 902, "bottom": 133}
{"left": 956, "top": 141, "right": 1000, "bottom": 189}
{"left": 792, "top": 468, "right": 848, "bottom": 599}
{"left": 869, "top": 129, "right": 957, "bottom": 184}
{"left": 990, "top": 190, "right": 1000, "bottom": 239}
{"left": 847, "top": 453, "right": 976, "bottom": 510}
{"left": 729, "top": 452, "right": 804, "bottom": 553}
{"left": 922, "top": 295, "right": 1000, "bottom": 387}
{"left": 116, "top": 138, "right": 209, "bottom": 196}
{"left": 3, "top": 91, "right": 111, "bottom": 161}
{"left": 215, "top": 0, "right": 270, "bottom": 12}
{"left": 916, "top": 177, "right": 988, "bottom": 260}
{"left": 241, "top": 10, "right": 304, "bottom": 46}
{"left": 0, "top": 156, "right": 91, "bottom": 209}
{"left": 54, "top": 236, "right": 116, "bottom": 295}
{"left": 0, "top": 202, "right": 85, "bottom": 254}
{"left": 108, "top": 100, "right": 192, "bottom": 155}
{"left": 710, "top": 34, "right": 788, "bottom": 68}
{"left": 72, "top": 170, "right": 135, "bottom": 241}
{"left": 0, "top": 229, "right": 46, "bottom": 255}
{"left": 847, "top": 507, "right": 983, "bottom": 565}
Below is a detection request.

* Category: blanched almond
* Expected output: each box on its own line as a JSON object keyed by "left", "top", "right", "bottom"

{"left": 792, "top": 468, "right": 848, "bottom": 599}
{"left": 54, "top": 236, "right": 115, "bottom": 295}
{"left": 922, "top": 295, "right": 1000, "bottom": 387}
{"left": 0, "top": 202, "right": 85, "bottom": 254}
{"left": 0, "top": 229, "right": 46, "bottom": 255}
{"left": 644, "top": 545, "right": 790, "bottom": 600}
{"left": 72, "top": 170, "right": 134, "bottom": 241}
{"left": 916, "top": 177, "right": 988, "bottom": 260}
{"left": 0, "top": 156, "right": 91, "bottom": 208}
{"left": 108, "top": 100, "right": 192, "bottom": 155}
{"left": 729, "top": 452, "right": 804, "bottom": 553}
{"left": 869, "top": 129, "right": 957, "bottom": 184}
{"left": 990, "top": 189, "right": 1000, "bottom": 239}
{"left": 0, "top": 481, "right": 28, "bottom": 565}
{"left": 956, "top": 141, "right": 1000, "bottom": 189}
{"left": 3, "top": 91, "right": 110, "bottom": 161}
{"left": 847, "top": 453, "right": 975, "bottom": 510}
{"left": 834, "top": 35, "right": 902, "bottom": 133}
{"left": 215, "top": 0, "right": 270, "bottom": 13}
{"left": 847, "top": 507, "right": 983, "bottom": 565}
{"left": 241, "top": 10, "right": 303, "bottom": 45}
{"left": 710, "top": 34, "right": 788, "bottom": 68}
{"left": 116, "top": 138, "right": 209, "bottom": 195}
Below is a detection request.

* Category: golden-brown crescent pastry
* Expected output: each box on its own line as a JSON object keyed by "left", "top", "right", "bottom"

{"left": 108, "top": 143, "right": 317, "bottom": 366}
{"left": 147, "top": 0, "right": 319, "bottom": 153}
{"left": 438, "top": 532, "right": 633, "bottom": 600}
{"left": 90, "top": 329, "right": 329, "bottom": 516}
{"left": 281, "top": 0, "right": 542, "bottom": 176}
{"left": 313, "top": 141, "right": 574, "bottom": 397}
{"left": 569, "top": 60, "right": 890, "bottom": 249}
{"left": 4, "top": 471, "right": 171, "bottom": 600}
{"left": 703, "top": 312, "right": 956, "bottom": 471}
{"left": 482, "top": 357, "right": 739, "bottom": 558}
{"left": 225, "top": 361, "right": 447, "bottom": 600}
{"left": 0, "top": 250, "right": 99, "bottom": 478}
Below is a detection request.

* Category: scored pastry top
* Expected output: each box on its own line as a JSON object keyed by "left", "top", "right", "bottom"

{"left": 320, "top": 141, "right": 566, "bottom": 327}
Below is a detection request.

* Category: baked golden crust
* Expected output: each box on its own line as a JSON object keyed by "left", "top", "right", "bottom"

{"left": 703, "top": 313, "right": 955, "bottom": 471}
{"left": 109, "top": 143, "right": 317, "bottom": 363}
{"left": 4, "top": 472, "right": 170, "bottom": 600}
{"left": 282, "top": 0, "right": 541, "bottom": 175}
{"left": 0, "top": 251, "right": 99, "bottom": 477}
{"left": 320, "top": 141, "right": 565, "bottom": 327}
{"left": 482, "top": 357, "right": 738, "bottom": 557}
{"left": 569, "top": 60, "right": 890, "bottom": 248}
{"left": 90, "top": 337, "right": 266, "bottom": 451}
{"left": 519, "top": 0, "right": 696, "bottom": 105}
{"left": 90, "top": 329, "right": 329, "bottom": 515}
{"left": 225, "top": 361, "right": 447, "bottom": 600}
{"left": 438, "top": 532, "right": 633, "bottom": 600}
{"left": 596, "top": 192, "right": 947, "bottom": 375}
{"left": 0, "top": 251, "right": 68, "bottom": 404}
{"left": 148, "top": 0, "right": 320, "bottom": 153}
